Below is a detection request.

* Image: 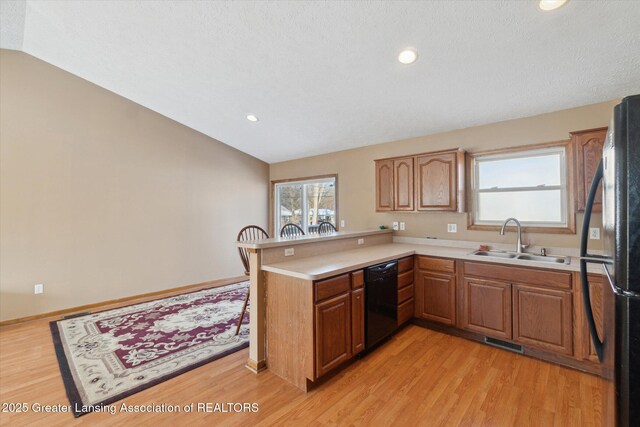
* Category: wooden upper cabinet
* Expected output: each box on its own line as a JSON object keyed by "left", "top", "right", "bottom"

{"left": 374, "top": 148, "right": 465, "bottom": 212}
{"left": 375, "top": 159, "right": 394, "bottom": 211}
{"left": 393, "top": 157, "right": 414, "bottom": 211}
{"left": 416, "top": 150, "right": 464, "bottom": 211}
{"left": 572, "top": 127, "right": 607, "bottom": 212}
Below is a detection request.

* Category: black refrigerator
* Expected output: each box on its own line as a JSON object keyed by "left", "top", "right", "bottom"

{"left": 580, "top": 94, "right": 639, "bottom": 427}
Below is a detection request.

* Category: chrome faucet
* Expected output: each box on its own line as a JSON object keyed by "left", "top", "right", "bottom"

{"left": 499, "top": 218, "right": 528, "bottom": 254}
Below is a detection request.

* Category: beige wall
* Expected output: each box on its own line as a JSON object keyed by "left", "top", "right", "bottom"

{"left": 271, "top": 100, "right": 616, "bottom": 251}
{"left": 0, "top": 50, "right": 269, "bottom": 321}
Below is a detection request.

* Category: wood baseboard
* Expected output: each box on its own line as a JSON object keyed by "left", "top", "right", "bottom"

{"left": 245, "top": 358, "right": 267, "bottom": 374}
{"left": 0, "top": 276, "right": 247, "bottom": 327}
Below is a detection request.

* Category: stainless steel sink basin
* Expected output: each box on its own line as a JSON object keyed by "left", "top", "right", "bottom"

{"left": 514, "top": 254, "right": 569, "bottom": 264}
{"left": 471, "top": 250, "right": 517, "bottom": 259}
{"left": 469, "top": 250, "right": 570, "bottom": 265}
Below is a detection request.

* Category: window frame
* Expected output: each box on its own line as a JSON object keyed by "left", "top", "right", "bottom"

{"left": 467, "top": 140, "right": 575, "bottom": 234}
{"left": 270, "top": 174, "right": 338, "bottom": 236}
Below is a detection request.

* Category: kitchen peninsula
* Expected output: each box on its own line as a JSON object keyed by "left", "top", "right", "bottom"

{"left": 237, "top": 229, "right": 607, "bottom": 391}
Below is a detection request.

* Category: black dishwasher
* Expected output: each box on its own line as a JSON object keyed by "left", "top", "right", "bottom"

{"left": 365, "top": 260, "right": 398, "bottom": 349}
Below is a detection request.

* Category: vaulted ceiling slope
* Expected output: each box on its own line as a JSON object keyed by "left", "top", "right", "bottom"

{"left": 1, "top": 1, "right": 639, "bottom": 163}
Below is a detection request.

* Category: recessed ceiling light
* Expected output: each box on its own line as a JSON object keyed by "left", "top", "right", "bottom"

{"left": 398, "top": 48, "right": 418, "bottom": 65}
{"left": 246, "top": 114, "right": 259, "bottom": 122}
{"left": 538, "top": 0, "right": 569, "bottom": 11}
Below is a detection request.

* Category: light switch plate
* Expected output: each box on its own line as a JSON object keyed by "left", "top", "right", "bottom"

{"left": 34, "top": 283, "right": 44, "bottom": 294}
{"left": 447, "top": 224, "right": 457, "bottom": 233}
{"left": 284, "top": 248, "right": 295, "bottom": 256}
{"left": 400, "top": 222, "right": 405, "bottom": 231}
{"left": 392, "top": 221, "right": 399, "bottom": 231}
{"left": 589, "top": 228, "right": 600, "bottom": 240}
{"left": 340, "top": 220, "right": 345, "bottom": 228}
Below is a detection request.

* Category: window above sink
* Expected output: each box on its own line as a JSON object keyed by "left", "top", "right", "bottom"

{"left": 467, "top": 141, "right": 576, "bottom": 234}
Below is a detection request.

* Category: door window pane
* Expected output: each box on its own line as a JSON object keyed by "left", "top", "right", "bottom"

{"left": 306, "top": 181, "right": 335, "bottom": 233}
{"left": 277, "top": 184, "right": 303, "bottom": 229}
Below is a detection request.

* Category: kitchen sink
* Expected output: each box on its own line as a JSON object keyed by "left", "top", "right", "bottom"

{"left": 469, "top": 250, "right": 570, "bottom": 265}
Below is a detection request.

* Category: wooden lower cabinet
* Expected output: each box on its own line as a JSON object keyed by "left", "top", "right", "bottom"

{"left": 512, "top": 284, "right": 573, "bottom": 355}
{"left": 397, "top": 256, "right": 415, "bottom": 326}
{"left": 315, "top": 293, "right": 352, "bottom": 377}
{"left": 351, "top": 288, "right": 365, "bottom": 355}
{"left": 575, "top": 273, "right": 608, "bottom": 363}
{"left": 463, "top": 278, "right": 512, "bottom": 340}
{"left": 416, "top": 270, "right": 456, "bottom": 325}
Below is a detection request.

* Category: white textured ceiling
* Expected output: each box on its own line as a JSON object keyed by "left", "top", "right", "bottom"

{"left": 2, "top": 1, "right": 640, "bottom": 163}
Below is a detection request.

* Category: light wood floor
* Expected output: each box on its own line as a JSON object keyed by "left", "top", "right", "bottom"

{"left": 0, "top": 318, "right": 609, "bottom": 426}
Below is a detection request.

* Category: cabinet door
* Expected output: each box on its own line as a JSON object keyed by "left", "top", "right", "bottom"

{"left": 315, "top": 293, "right": 352, "bottom": 378}
{"left": 375, "top": 159, "right": 394, "bottom": 211}
{"left": 576, "top": 274, "right": 608, "bottom": 363}
{"left": 351, "top": 288, "right": 365, "bottom": 355}
{"left": 463, "top": 278, "right": 512, "bottom": 340}
{"left": 415, "top": 152, "right": 457, "bottom": 211}
{"left": 512, "top": 284, "right": 572, "bottom": 355}
{"left": 393, "top": 157, "right": 414, "bottom": 211}
{"left": 415, "top": 271, "right": 456, "bottom": 325}
{"left": 573, "top": 128, "right": 607, "bottom": 212}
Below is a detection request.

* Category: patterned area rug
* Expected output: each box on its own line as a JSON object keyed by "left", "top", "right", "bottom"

{"left": 50, "top": 281, "right": 250, "bottom": 417}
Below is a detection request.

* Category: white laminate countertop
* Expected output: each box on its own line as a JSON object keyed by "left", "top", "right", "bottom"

{"left": 261, "top": 241, "right": 604, "bottom": 281}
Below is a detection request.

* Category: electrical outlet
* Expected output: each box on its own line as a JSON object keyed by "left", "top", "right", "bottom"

{"left": 284, "top": 248, "right": 295, "bottom": 256}
{"left": 392, "top": 221, "right": 399, "bottom": 231}
{"left": 400, "top": 222, "right": 405, "bottom": 231}
{"left": 357, "top": 238, "right": 364, "bottom": 245}
{"left": 340, "top": 220, "right": 345, "bottom": 228}
{"left": 447, "top": 224, "right": 457, "bottom": 233}
{"left": 34, "top": 283, "right": 44, "bottom": 294}
{"left": 589, "top": 228, "right": 600, "bottom": 240}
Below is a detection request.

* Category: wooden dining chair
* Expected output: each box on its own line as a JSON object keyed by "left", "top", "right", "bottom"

{"left": 318, "top": 221, "right": 337, "bottom": 234}
{"left": 280, "top": 223, "right": 305, "bottom": 238}
{"left": 235, "top": 225, "right": 269, "bottom": 336}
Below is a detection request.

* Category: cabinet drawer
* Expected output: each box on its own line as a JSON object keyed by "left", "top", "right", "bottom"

{"left": 463, "top": 262, "right": 572, "bottom": 290}
{"left": 398, "top": 270, "right": 414, "bottom": 289}
{"left": 398, "top": 256, "right": 414, "bottom": 273}
{"left": 417, "top": 256, "right": 455, "bottom": 273}
{"left": 315, "top": 274, "right": 350, "bottom": 302}
{"left": 398, "top": 298, "right": 414, "bottom": 325}
{"left": 398, "top": 284, "right": 414, "bottom": 304}
{"left": 351, "top": 270, "right": 364, "bottom": 290}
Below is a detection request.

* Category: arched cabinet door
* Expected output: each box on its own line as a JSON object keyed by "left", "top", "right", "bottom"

{"left": 416, "top": 151, "right": 462, "bottom": 211}
{"left": 375, "top": 159, "right": 394, "bottom": 211}
{"left": 393, "top": 157, "right": 414, "bottom": 211}
{"left": 572, "top": 127, "right": 607, "bottom": 212}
